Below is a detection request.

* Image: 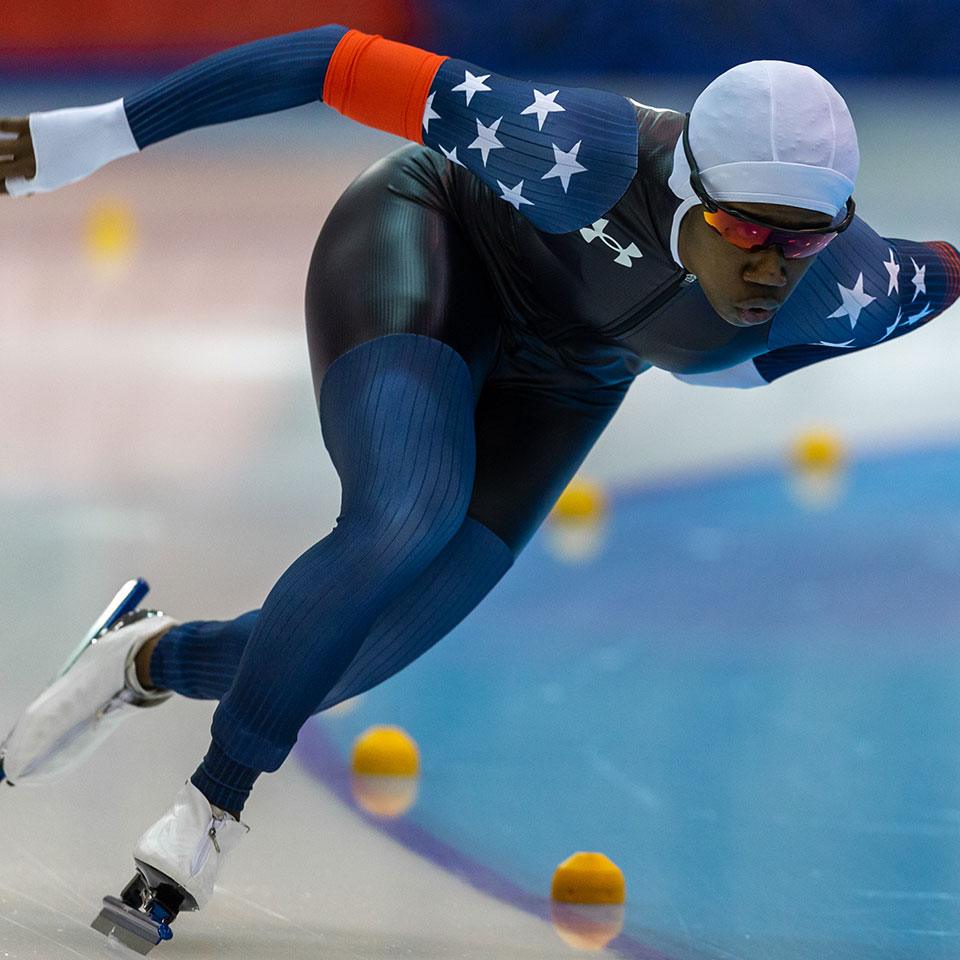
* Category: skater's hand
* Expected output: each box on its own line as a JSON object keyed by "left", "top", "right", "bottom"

{"left": 0, "top": 119, "right": 36, "bottom": 195}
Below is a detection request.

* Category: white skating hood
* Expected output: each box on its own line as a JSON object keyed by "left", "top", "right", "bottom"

{"left": 668, "top": 60, "right": 859, "bottom": 217}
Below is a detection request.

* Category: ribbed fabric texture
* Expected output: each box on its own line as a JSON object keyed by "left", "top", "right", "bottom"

{"left": 150, "top": 614, "right": 257, "bottom": 700}
{"left": 422, "top": 57, "right": 639, "bottom": 233}
{"left": 759, "top": 231, "right": 960, "bottom": 383}
{"left": 125, "top": 26, "right": 348, "bottom": 149}
{"left": 927, "top": 240, "right": 960, "bottom": 305}
{"left": 190, "top": 334, "right": 476, "bottom": 810}
{"left": 121, "top": 24, "right": 641, "bottom": 232}
{"left": 318, "top": 516, "right": 513, "bottom": 709}
{"left": 767, "top": 220, "right": 958, "bottom": 352}
{"left": 152, "top": 517, "right": 513, "bottom": 709}
{"left": 191, "top": 743, "right": 255, "bottom": 815}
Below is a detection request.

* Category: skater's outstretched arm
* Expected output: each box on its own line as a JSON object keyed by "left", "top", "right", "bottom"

{"left": 0, "top": 26, "right": 639, "bottom": 232}
{"left": 670, "top": 218, "right": 960, "bottom": 389}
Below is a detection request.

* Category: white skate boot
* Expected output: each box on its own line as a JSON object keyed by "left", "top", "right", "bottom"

{"left": 0, "top": 610, "right": 178, "bottom": 786}
{"left": 92, "top": 782, "right": 249, "bottom": 952}
{"left": 134, "top": 780, "right": 250, "bottom": 910}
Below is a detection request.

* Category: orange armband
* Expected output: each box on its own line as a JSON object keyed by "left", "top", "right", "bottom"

{"left": 322, "top": 29, "right": 448, "bottom": 145}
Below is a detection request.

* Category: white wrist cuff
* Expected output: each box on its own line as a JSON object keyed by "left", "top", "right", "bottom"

{"left": 671, "top": 360, "right": 768, "bottom": 389}
{"left": 5, "top": 98, "right": 139, "bottom": 197}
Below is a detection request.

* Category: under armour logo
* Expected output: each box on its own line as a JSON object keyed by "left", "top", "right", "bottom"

{"left": 579, "top": 219, "right": 643, "bottom": 267}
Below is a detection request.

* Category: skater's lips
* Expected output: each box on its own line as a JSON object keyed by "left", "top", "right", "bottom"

{"left": 733, "top": 298, "right": 782, "bottom": 311}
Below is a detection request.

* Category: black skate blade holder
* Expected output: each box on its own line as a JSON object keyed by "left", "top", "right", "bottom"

{"left": 91, "top": 896, "right": 172, "bottom": 955}
{"left": 92, "top": 866, "right": 186, "bottom": 952}
{"left": 0, "top": 578, "right": 149, "bottom": 786}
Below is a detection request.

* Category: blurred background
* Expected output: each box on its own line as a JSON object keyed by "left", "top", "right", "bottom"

{"left": 3, "top": 0, "right": 960, "bottom": 505}
{"left": 3, "top": 4, "right": 960, "bottom": 960}
{"left": 0, "top": 0, "right": 956, "bottom": 76}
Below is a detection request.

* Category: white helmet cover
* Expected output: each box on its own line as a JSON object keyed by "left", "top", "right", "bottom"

{"left": 668, "top": 60, "right": 859, "bottom": 218}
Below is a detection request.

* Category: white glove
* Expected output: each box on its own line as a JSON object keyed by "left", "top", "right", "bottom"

{"left": 6, "top": 98, "right": 139, "bottom": 197}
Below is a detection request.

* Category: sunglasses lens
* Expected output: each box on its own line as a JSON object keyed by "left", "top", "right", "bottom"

{"left": 704, "top": 210, "right": 771, "bottom": 247}
{"left": 703, "top": 209, "right": 837, "bottom": 259}
{"left": 774, "top": 232, "right": 837, "bottom": 258}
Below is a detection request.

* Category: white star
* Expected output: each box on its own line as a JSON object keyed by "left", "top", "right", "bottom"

{"left": 905, "top": 301, "right": 935, "bottom": 325}
{"left": 467, "top": 116, "right": 504, "bottom": 166}
{"left": 541, "top": 140, "right": 587, "bottom": 193}
{"left": 452, "top": 70, "right": 491, "bottom": 106}
{"left": 497, "top": 179, "right": 534, "bottom": 211}
{"left": 883, "top": 248, "right": 899, "bottom": 296}
{"left": 521, "top": 88, "right": 564, "bottom": 131}
{"left": 863, "top": 307, "right": 905, "bottom": 345}
{"left": 828, "top": 272, "right": 876, "bottom": 329}
{"left": 422, "top": 92, "right": 440, "bottom": 134}
{"left": 438, "top": 143, "right": 464, "bottom": 167}
{"left": 910, "top": 257, "right": 926, "bottom": 302}
{"left": 881, "top": 307, "right": 903, "bottom": 340}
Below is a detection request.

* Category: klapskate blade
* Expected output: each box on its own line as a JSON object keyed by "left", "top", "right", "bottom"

{"left": 0, "top": 579, "right": 151, "bottom": 786}
{"left": 57, "top": 578, "right": 150, "bottom": 679}
{"left": 91, "top": 897, "right": 166, "bottom": 955}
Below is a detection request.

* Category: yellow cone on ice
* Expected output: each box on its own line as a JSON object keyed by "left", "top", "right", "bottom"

{"left": 551, "top": 853, "right": 626, "bottom": 950}
{"left": 788, "top": 428, "right": 848, "bottom": 510}
{"left": 551, "top": 852, "right": 625, "bottom": 904}
{"left": 791, "top": 429, "right": 845, "bottom": 472}
{"left": 351, "top": 725, "right": 420, "bottom": 777}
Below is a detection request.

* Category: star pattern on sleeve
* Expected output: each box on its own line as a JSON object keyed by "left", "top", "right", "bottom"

{"left": 452, "top": 70, "right": 491, "bottom": 106}
{"left": 497, "top": 179, "right": 534, "bottom": 210}
{"left": 418, "top": 58, "right": 639, "bottom": 233}
{"left": 521, "top": 89, "right": 564, "bottom": 130}
{"left": 468, "top": 116, "right": 504, "bottom": 166}
{"left": 422, "top": 92, "right": 440, "bottom": 135}
{"left": 438, "top": 143, "right": 464, "bottom": 166}
{"left": 882, "top": 307, "right": 903, "bottom": 340}
{"left": 904, "top": 300, "right": 935, "bottom": 325}
{"left": 763, "top": 234, "right": 959, "bottom": 379}
{"left": 883, "top": 248, "right": 899, "bottom": 295}
{"left": 910, "top": 257, "right": 927, "bottom": 301}
{"left": 827, "top": 273, "right": 876, "bottom": 329}
{"left": 541, "top": 141, "right": 587, "bottom": 193}
{"left": 791, "top": 245, "right": 944, "bottom": 351}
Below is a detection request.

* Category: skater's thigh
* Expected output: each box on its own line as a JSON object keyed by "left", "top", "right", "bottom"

{"left": 305, "top": 144, "right": 500, "bottom": 399}
{"left": 467, "top": 371, "right": 631, "bottom": 555}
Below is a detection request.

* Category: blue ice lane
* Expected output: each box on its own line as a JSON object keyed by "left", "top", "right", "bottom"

{"left": 314, "top": 443, "right": 960, "bottom": 960}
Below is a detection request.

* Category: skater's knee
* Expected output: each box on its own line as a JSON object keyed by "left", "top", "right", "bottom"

{"left": 320, "top": 336, "right": 477, "bottom": 483}
{"left": 338, "top": 487, "right": 471, "bottom": 568}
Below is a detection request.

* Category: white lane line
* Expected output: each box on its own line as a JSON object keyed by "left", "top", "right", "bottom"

{"left": 2, "top": 838, "right": 90, "bottom": 911}
{"left": 583, "top": 746, "right": 662, "bottom": 810}
{"left": 0, "top": 907, "right": 94, "bottom": 959}
{"left": 216, "top": 887, "right": 324, "bottom": 940}
{"left": 855, "top": 889, "right": 960, "bottom": 901}
{"left": 0, "top": 876, "right": 97, "bottom": 943}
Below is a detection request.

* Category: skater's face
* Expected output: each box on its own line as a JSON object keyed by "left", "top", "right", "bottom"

{"left": 678, "top": 201, "right": 834, "bottom": 328}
